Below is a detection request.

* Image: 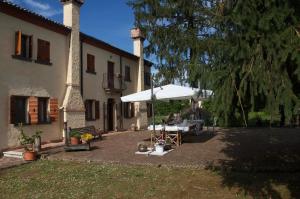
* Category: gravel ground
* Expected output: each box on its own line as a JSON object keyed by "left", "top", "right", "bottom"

{"left": 46, "top": 128, "right": 300, "bottom": 171}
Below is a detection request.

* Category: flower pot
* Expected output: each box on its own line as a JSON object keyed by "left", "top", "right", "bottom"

{"left": 23, "top": 151, "right": 37, "bottom": 161}
{"left": 155, "top": 144, "right": 164, "bottom": 153}
{"left": 70, "top": 137, "right": 81, "bottom": 145}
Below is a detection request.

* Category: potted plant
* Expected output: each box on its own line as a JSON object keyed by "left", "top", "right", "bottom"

{"left": 69, "top": 131, "right": 82, "bottom": 145}
{"left": 19, "top": 126, "right": 37, "bottom": 161}
{"left": 137, "top": 142, "right": 148, "bottom": 152}
{"left": 155, "top": 139, "right": 165, "bottom": 153}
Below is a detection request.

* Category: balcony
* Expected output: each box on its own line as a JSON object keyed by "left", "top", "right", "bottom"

{"left": 102, "top": 73, "right": 127, "bottom": 94}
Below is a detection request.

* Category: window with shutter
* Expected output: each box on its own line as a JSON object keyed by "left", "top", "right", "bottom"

{"left": 14, "top": 32, "right": 32, "bottom": 60}
{"left": 37, "top": 39, "right": 50, "bottom": 63}
{"left": 10, "top": 96, "right": 27, "bottom": 125}
{"left": 86, "top": 54, "right": 95, "bottom": 73}
{"left": 85, "top": 100, "right": 94, "bottom": 121}
{"left": 28, "top": 96, "right": 38, "bottom": 124}
{"left": 49, "top": 98, "right": 58, "bottom": 122}
{"left": 38, "top": 97, "right": 49, "bottom": 123}
{"left": 125, "top": 66, "right": 131, "bottom": 81}
{"left": 95, "top": 100, "right": 100, "bottom": 119}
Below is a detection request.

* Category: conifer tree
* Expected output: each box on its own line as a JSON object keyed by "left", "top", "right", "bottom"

{"left": 128, "top": 0, "right": 300, "bottom": 126}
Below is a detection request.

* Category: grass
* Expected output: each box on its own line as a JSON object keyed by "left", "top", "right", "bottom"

{"left": 0, "top": 160, "right": 298, "bottom": 199}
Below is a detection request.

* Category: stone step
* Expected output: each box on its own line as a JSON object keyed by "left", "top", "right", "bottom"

{"left": 3, "top": 151, "right": 23, "bottom": 159}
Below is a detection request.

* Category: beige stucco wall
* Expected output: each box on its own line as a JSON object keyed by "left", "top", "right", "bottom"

{"left": 82, "top": 42, "right": 145, "bottom": 131}
{"left": 0, "top": 13, "right": 68, "bottom": 150}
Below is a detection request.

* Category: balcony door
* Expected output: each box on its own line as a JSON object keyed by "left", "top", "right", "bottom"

{"left": 107, "top": 61, "right": 114, "bottom": 89}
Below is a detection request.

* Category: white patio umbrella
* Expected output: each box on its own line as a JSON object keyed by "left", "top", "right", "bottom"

{"left": 121, "top": 84, "right": 211, "bottom": 102}
{"left": 121, "top": 83, "right": 212, "bottom": 146}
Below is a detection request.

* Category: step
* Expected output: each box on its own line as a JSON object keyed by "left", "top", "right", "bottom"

{"left": 3, "top": 151, "right": 23, "bottom": 159}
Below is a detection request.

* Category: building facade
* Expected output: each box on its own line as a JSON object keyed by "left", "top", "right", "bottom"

{"left": 0, "top": 0, "right": 152, "bottom": 151}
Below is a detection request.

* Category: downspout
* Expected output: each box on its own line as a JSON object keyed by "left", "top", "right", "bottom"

{"left": 80, "top": 40, "right": 83, "bottom": 96}
{"left": 119, "top": 55, "right": 123, "bottom": 129}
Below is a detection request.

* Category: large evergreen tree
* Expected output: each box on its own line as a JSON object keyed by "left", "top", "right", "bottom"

{"left": 128, "top": 0, "right": 300, "bottom": 126}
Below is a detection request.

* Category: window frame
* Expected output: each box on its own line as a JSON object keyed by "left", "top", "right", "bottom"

{"left": 124, "top": 66, "right": 131, "bottom": 82}
{"left": 36, "top": 39, "right": 52, "bottom": 65}
{"left": 86, "top": 54, "right": 96, "bottom": 74}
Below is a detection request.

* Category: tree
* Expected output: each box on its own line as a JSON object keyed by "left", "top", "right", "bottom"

{"left": 128, "top": 0, "right": 300, "bottom": 126}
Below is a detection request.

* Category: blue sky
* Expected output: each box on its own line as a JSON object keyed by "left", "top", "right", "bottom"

{"left": 8, "top": 0, "right": 149, "bottom": 60}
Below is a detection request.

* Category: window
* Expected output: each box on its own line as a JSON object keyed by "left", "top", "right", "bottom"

{"left": 147, "top": 103, "right": 153, "bottom": 117}
{"left": 124, "top": 66, "right": 131, "bottom": 81}
{"left": 14, "top": 31, "right": 32, "bottom": 60}
{"left": 37, "top": 39, "right": 51, "bottom": 64}
{"left": 10, "top": 96, "right": 27, "bottom": 124}
{"left": 124, "top": 102, "right": 135, "bottom": 118}
{"left": 38, "top": 98, "right": 49, "bottom": 123}
{"left": 85, "top": 100, "right": 100, "bottom": 121}
{"left": 87, "top": 54, "right": 95, "bottom": 74}
{"left": 144, "top": 72, "right": 151, "bottom": 86}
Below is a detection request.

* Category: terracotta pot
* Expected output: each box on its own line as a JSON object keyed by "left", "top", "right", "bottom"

{"left": 70, "top": 137, "right": 81, "bottom": 145}
{"left": 23, "top": 151, "right": 37, "bottom": 161}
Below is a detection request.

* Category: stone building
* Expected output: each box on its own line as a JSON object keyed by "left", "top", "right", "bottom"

{"left": 0, "top": 0, "right": 152, "bottom": 151}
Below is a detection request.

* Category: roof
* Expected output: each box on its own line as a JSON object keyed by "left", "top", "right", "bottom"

{"left": 0, "top": 0, "right": 153, "bottom": 66}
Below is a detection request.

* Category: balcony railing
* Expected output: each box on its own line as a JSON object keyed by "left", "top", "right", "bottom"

{"left": 102, "top": 73, "right": 127, "bottom": 94}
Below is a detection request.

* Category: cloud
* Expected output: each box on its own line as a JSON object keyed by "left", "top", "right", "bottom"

{"left": 24, "top": 0, "right": 50, "bottom": 10}
{"left": 38, "top": 9, "right": 63, "bottom": 17}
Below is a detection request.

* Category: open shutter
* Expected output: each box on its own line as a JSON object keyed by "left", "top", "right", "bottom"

{"left": 28, "top": 96, "right": 38, "bottom": 124}
{"left": 15, "top": 31, "right": 21, "bottom": 55}
{"left": 49, "top": 98, "right": 58, "bottom": 122}
{"left": 95, "top": 100, "right": 100, "bottom": 119}
{"left": 29, "top": 36, "right": 33, "bottom": 59}
{"left": 10, "top": 96, "right": 16, "bottom": 124}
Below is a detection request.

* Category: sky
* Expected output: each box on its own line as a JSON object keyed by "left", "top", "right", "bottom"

{"left": 7, "top": 0, "right": 150, "bottom": 62}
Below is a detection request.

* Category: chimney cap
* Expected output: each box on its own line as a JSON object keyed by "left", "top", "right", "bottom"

{"left": 131, "top": 28, "right": 145, "bottom": 40}
{"left": 61, "top": 0, "right": 84, "bottom": 6}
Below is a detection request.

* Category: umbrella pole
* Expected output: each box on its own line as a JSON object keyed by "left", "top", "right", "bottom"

{"left": 151, "top": 75, "right": 155, "bottom": 148}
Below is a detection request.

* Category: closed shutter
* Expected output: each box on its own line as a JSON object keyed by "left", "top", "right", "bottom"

{"left": 95, "top": 100, "right": 100, "bottom": 119}
{"left": 10, "top": 96, "right": 16, "bottom": 124}
{"left": 29, "top": 36, "right": 32, "bottom": 59}
{"left": 49, "top": 98, "right": 58, "bottom": 121}
{"left": 87, "top": 54, "right": 95, "bottom": 72}
{"left": 130, "top": 103, "right": 135, "bottom": 118}
{"left": 28, "top": 96, "right": 38, "bottom": 124}
{"left": 15, "top": 31, "right": 21, "bottom": 55}
{"left": 45, "top": 41, "right": 50, "bottom": 62}
{"left": 38, "top": 39, "right": 50, "bottom": 62}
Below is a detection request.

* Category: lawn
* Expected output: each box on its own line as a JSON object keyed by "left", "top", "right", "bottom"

{"left": 0, "top": 160, "right": 299, "bottom": 199}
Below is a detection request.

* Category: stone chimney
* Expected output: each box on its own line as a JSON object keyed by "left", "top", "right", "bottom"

{"left": 61, "top": 0, "right": 85, "bottom": 130}
{"left": 131, "top": 28, "right": 147, "bottom": 129}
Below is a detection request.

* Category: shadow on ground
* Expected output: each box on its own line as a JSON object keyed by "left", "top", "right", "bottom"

{"left": 208, "top": 128, "right": 300, "bottom": 198}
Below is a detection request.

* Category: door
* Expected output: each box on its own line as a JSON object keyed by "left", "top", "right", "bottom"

{"left": 107, "top": 61, "right": 114, "bottom": 89}
{"left": 107, "top": 98, "right": 114, "bottom": 131}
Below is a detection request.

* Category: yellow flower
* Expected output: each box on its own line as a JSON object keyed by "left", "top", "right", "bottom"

{"left": 81, "top": 133, "right": 94, "bottom": 141}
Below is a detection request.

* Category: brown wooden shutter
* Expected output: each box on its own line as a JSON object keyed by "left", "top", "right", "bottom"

{"left": 15, "top": 31, "right": 21, "bottom": 55}
{"left": 49, "top": 98, "right": 58, "bottom": 122}
{"left": 28, "top": 96, "right": 38, "bottom": 124}
{"left": 87, "top": 54, "right": 95, "bottom": 72}
{"left": 29, "top": 36, "right": 32, "bottom": 58}
{"left": 130, "top": 103, "right": 135, "bottom": 118}
{"left": 45, "top": 41, "right": 50, "bottom": 62}
{"left": 10, "top": 96, "right": 16, "bottom": 124}
{"left": 95, "top": 100, "right": 100, "bottom": 119}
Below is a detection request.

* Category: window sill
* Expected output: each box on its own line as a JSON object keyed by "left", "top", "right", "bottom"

{"left": 86, "top": 70, "right": 97, "bottom": 75}
{"left": 86, "top": 119, "right": 97, "bottom": 121}
{"left": 13, "top": 122, "right": 52, "bottom": 126}
{"left": 35, "top": 60, "right": 52, "bottom": 66}
{"left": 11, "top": 55, "right": 32, "bottom": 62}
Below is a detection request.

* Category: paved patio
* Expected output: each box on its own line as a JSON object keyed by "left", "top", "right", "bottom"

{"left": 46, "top": 128, "right": 300, "bottom": 170}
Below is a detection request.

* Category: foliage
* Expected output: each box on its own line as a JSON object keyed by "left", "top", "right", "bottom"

{"left": 128, "top": 0, "right": 300, "bottom": 127}
{"left": 154, "top": 100, "right": 190, "bottom": 116}
{"left": 69, "top": 131, "right": 81, "bottom": 139}
{"left": 18, "top": 124, "right": 43, "bottom": 151}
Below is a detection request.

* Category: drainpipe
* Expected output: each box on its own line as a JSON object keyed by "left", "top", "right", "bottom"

{"left": 80, "top": 40, "right": 83, "bottom": 96}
